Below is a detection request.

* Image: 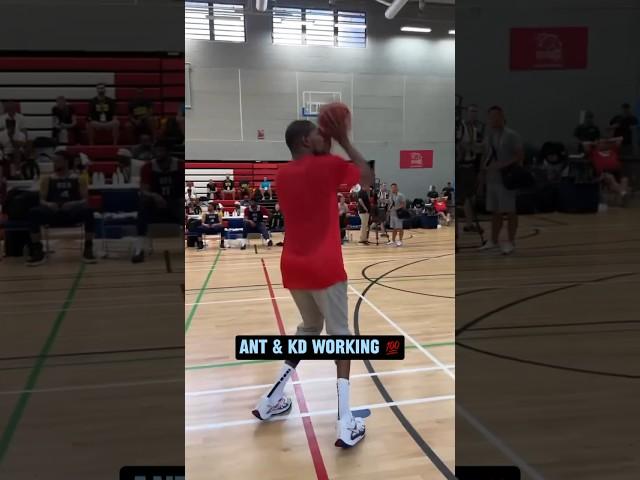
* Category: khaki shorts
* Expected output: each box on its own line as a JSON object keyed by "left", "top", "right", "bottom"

{"left": 290, "top": 281, "right": 351, "bottom": 336}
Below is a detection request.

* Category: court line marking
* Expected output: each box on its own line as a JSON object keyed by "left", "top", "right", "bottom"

{"left": 260, "top": 257, "right": 328, "bottom": 480}
{"left": 186, "top": 364, "right": 456, "bottom": 396}
{"left": 348, "top": 284, "right": 455, "bottom": 380}
{"left": 0, "top": 263, "right": 85, "bottom": 464}
{"left": 0, "top": 378, "right": 182, "bottom": 397}
{"left": 348, "top": 284, "right": 546, "bottom": 480}
{"left": 185, "top": 248, "right": 222, "bottom": 333}
{"left": 185, "top": 341, "right": 454, "bottom": 371}
{"left": 186, "top": 394, "right": 455, "bottom": 431}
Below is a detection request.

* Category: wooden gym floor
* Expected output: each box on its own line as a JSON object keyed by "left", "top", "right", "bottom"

{"left": 0, "top": 237, "right": 184, "bottom": 479}
{"left": 185, "top": 228, "right": 455, "bottom": 480}
{"left": 456, "top": 208, "right": 640, "bottom": 480}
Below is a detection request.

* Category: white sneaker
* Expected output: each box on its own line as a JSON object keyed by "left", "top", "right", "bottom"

{"left": 251, "top": 395, "right": 292, "bottom": 420}
{"left": 478, "top": 241, "right": 498, "bottom": 251}
{"left": 501, "top": 242, "right": 515, "bottom": 255}
{"left": 395, "top": 240, "right": 403, "bottom": 247}
{"left": 335, "top": 416, "right": 366, "bottom": 448}
{"left": 386, "top": 241, "right": 396, "bottom": 247}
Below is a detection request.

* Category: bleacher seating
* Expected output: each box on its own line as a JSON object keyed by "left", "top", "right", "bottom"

{"left": 0, "top": 54, "right": 183, "bottom": 145}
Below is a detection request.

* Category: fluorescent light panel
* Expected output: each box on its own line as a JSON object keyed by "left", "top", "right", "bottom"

{"left": 401, "top": 26, "right": 431, "bottom": 33}
{"left": 449, "top": 29, "right": 455, "bottom": 34}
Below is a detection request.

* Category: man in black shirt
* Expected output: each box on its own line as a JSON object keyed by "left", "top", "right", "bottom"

{"left": 128, "top": 88, "right": 154, "bottom": 140}
{"left": 609, "top": 103, "right": 638, "bottom": 146}
{"left": 269, "top": 203, "right": 284, "bottom": 232}
{"left": 51, "top": 96, "right": 78, "bottom": 144}
{"left": 357, "top": 186, "right": 371, "bottom": 244}
{"left": 427, "top": 185, "right": 439, "bottom": 202}
{"left": 26, "top": 151, "right": 96, "bottom": 266}
{"left": 87, "top": 83, "right": 119, "bottom": 145}
{"left": 131, "top": 132, "right": 155, "bottom": 161}
{"left": 242, "top": 200, "right": 272, "bottom": 249}
{"left": 132, "top": 141, "right": 184, "bottom": 263}
{"left": 442, "top": 182, "right": 455, "bottom": 202}
{"left": 223, "top": 175, "right": 235, "bottom": 199}
{"left": 574, "top": 110, "right": 601, "bottom": 143}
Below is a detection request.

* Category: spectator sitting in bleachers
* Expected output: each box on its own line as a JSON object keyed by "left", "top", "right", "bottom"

{"left": 239, "top": 179, "right": 251, "bottom": 198}
{"left": 260, "top": 176, "right": 272, "bottom": 199}
{"left": 87, "top": 84, "right": 119, "bottom": 145}
{"left": 117, "top": 148, "right": 144, "bottom": 183}
{"left": 242, "top": 199, "right": 272, "bottom": 249}
{"left": 434, "top": 195, "right": 451, "bottom": 226}
{"left": 19, "top": 145, "right": 40, "bottom": 181}
{"left": 0, "top": 101, "right": 28, "bottom": 138}
{"left": 253, "top": 187, "right": 263, "bottom": 202}
{"left": 269, "top": 202, "right": 284, "bottom": 232}
{"left": 132, "top": 140, "right": 184, "bottom": 263}
{"left": 0, "top": 118, "right": 27, "bottom": 164}
{"left": 160, "top": 115, "right": 184, "bottom": 146}
{"left": 70, "top": 151, "right": 90, "bottom": 184}
{"left": 176, "top": 103, "right": 185, "bottom": 137}
{"left": 51, "top": 96, "right": 78, "bottom": 145}
{"left": 131, "top": 133, "right": 155, "bottom": 161}
{"left": 232, "top": 201, "right": 243, "bottom": 217}
{"left": 26, "top": 150, "right": 97, "bottom": 266}
{"left": 223, "top": 175, "right": 235, "bottom": 199}
{"left": 584, "top": 136, "right": 630, "bottom": 205}
{"left": 207, "top": 178, "right": 218, "bottom": 200}
{"left": 128, "top": 88, "right": 155, "bottom": 140}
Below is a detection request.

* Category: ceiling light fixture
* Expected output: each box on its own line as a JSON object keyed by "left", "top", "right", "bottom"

{"left": 401, "top": 26, "right": 432, "bottom": 33}
{"left": 449, "top": 29, "right": 455, "bottom": 35}
{"left": 256, "top": 0, "right": 268, "bottom": 12}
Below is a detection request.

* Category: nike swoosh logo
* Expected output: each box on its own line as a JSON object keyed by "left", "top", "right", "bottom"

{"left": 350, "top": 429, "right": 365, "bottom": 441}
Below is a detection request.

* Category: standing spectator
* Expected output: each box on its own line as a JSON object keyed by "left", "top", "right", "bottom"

{"left": 609, "top": 103, "right": 638, "bottom": 147}
{"left": 223, "top": 175, "right": 235, "bottom": 199}
{"left": 0, "top": 101, "right": 28, "bottom": 137}
{"left": 479, "top": 105, "right": 523, "bottom": 255}
{"left": 128, "top": 88, "right": 154, "bottom": 139}
{"left": 388, "top": 182, "right": 406, "bottom": 247}
{"left": 87, "top": 84, "right": 119, "bottom": 145}
{"left": 427, "top": 185, "right": 439, "bottom": 202}
{"left": 260, "top": 176, "right": 272, "bottom": 199}
{"left": 269, "top": 203, "right": 285, "bottom": 232}
{"left": 51, "top": 96, "right": 77, "bottom": 144}
{"left": 574, "top": 110, "right": 601, "bottom": 143}
{"left": 207, "top": 178, "right": 218, "bottom": 200}
{"left": 338, "top": 193, "right": 349, "bottom": 243}
{"left": 25, "top": 151, "right": 96, "bottom": 266}
{"left": 369, "top": 186, "right": 387, "bottom": 238}
{"left": 19, "top": 147, "right": 40, "bottom": 181}
{"left": 457, "top": 104, "right": 485, "bottom": 233}
{"left": 0, "top": 116, "right": 27, "bottom": 160}
{"left": 357, "top": 186, "right": 370, "bottom": 245}
{"left": 442, "top": 182, "right": 455, "bottom": 202}
{"left": 131, "top": 133, "right": 155, "bottom": 161}
{"left": 242, "top": 199, "right": 272, "bottom": 249}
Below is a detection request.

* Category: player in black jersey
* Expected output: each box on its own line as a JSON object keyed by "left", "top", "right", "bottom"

{"left": 242, "top": 200, "right": 272, "bottom": 250}
{"left": 26, "top": 151, "right": 96, "bottom": 266}
{"left": 132, "top": 140, "right": 184, "bottom": 263}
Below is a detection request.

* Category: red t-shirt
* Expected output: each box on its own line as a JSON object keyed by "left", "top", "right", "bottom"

{"left": 277, "top": 154, "right": 360, "bottom": 289}
{"left": 434, "top": 199, "right": 447, "bottom": 212}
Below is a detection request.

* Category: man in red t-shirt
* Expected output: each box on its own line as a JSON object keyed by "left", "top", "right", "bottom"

{"left": 252, "top": 119, "right": 372, "bottom": 448}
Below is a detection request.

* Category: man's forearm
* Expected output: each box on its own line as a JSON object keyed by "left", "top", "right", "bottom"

{"left": 340, "top": 139, "right": 373, "bottom": 188}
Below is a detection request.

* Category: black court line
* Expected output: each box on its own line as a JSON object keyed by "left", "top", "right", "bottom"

{"left": 468, "top": 318, "right": 640, "bottom": 332}
{"left": 457, "top": 228, "right": 540, "bottom": 250}
{"left": 456, "top": 342, "right": 640, "bottom": 379}
{"left": 354, "top": 257, "right": 455, "bottom": 479}
{"left": 0, "top": 345, "right": 184, "bottom": 363}
{"left": 455, "top": 272, "right": 635, "bottom": 336}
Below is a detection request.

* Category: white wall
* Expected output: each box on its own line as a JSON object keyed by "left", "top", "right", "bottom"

{"left": 457, "top": 0, "right": 640, "bottom": 147}
{"left": 186, "top": 1, "right": 455, "bottom": 199}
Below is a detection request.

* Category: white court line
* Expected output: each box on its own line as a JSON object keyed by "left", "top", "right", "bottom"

{"left": 186, "top": 394, "right": 455, "bottom": 431}
{"left": 186, "top": 364, "right": 455, "bottom": 396}
{"left": 348, "top": 283, "right": 547, "bottom": 480}
{"left": 348, "top": 284, "right": 455, "bottom": 380}
{"left": 0, "top": 378, "right": 182, "bottom": 396}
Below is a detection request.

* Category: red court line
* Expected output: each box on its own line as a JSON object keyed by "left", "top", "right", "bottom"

{"left": 260, "top": 258, "right": 330, "bottom": 480}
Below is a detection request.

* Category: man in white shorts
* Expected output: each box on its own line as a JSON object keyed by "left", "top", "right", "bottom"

{"left": 387, "top": 182, "right": 406, "bottom": 247}
{"left": 479, "top": 106, "right": 523, "bottom": 255}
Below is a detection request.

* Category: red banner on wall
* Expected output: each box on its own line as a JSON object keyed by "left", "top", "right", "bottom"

{"left": 510, "top": 27, "right": 588, "bottom": 70}
{"left": 399, "top": 150, "right": 433, "bottom": 169}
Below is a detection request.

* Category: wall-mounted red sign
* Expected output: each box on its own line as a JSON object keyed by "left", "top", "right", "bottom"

{"left": 400, "top": 150, "right": 433, "bottom": 169}
{"left": 510, "top": 27, "right": 588, "bottom": 70}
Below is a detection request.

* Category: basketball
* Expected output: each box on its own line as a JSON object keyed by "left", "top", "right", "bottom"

{"left": 318, "top": 102, "right": 351, "bottom": 139}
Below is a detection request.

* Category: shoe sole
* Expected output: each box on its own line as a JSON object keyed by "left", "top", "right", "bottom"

{"left": 26, "top": 259, "right": 47, "bottom": 267}
{"left": 334, "top": 434, "right": 365, "bottom": 448}
{"left": 251, "top": 401, "right": 292, "bottom": 421}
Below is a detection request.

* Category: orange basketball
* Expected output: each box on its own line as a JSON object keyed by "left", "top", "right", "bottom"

{"left": 318, "top": 102, "right": 351, "bottom": 139}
